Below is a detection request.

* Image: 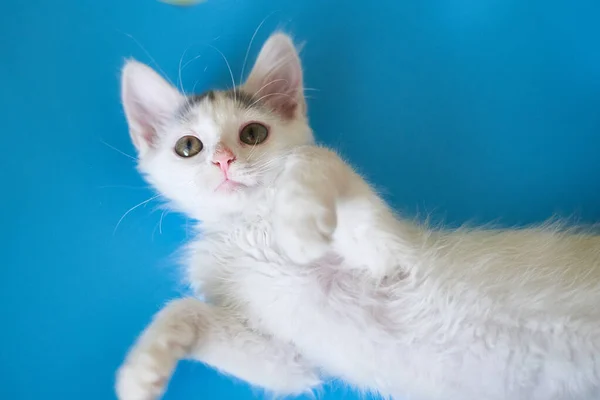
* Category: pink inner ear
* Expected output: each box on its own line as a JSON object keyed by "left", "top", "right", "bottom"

{"left": 121, "top": 60, "right": 185, "bottom": 153}
{"left": 129, "top": 104, "right": 158, "bottom": 149}
{"left": 256, "top": 76, "right": 301, "bottom": 119}
{"left": 275, "top": 93, "right": 298, "bottom": 119}
{"left": 244, "top": 34, "right": 304, "bottom": 119}
{"left": 139, "top": 122, "right": 156, "bottom": 147}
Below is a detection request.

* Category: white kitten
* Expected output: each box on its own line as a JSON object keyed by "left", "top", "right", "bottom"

{"left": 115, "top": 32, "right": 600, "bottom": 400}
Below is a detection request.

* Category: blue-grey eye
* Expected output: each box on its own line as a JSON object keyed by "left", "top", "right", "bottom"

{"left": 175, "top": 136, "right": 203, "bottom": 157}
{"left": 239, "top": 123, "right": 268, "bottom": 145}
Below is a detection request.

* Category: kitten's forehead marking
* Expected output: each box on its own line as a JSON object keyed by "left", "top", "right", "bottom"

{"left": 180, "top": 90, "right": 216, "bottom": 114}
{"left": 190, "top": 90, "right": 217, "bottom": 104}
{"left": 222, "top": 89, "right": 258, "bottom": 110}
{"left": 175, "top": 90, "right": 213, "bottom": 119}
{"left": 179, "top": 89, "right": 261, "bottom": 119}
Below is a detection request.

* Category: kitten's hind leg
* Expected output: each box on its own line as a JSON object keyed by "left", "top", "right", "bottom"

{"left": 116, "top": 298, "right": 319, "bottom": 400}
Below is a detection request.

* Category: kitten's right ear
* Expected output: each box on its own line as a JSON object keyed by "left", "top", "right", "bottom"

{"left": 243, "top": 33, "right": 305, "bottom": 119}
{"left": 121, "top": 60, "right": 184, "bottom": 155}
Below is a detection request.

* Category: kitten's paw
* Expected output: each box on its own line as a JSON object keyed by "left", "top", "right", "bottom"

{"left": 116, "top": 348, "right": 173, "bottom": 400}
{"left": 274, "top": 201, "right": 337, "bottom": 265}
{"left": 116, "top": 300, "right": 198, "bottom": 400}
{"left": 284, "top": 359, "right": 322, "bottom": 394}
{"left": 265, "top": 351, "right": 321, "bottom": 394}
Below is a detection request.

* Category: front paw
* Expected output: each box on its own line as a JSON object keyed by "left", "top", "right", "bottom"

{"left": 115, "top": 344, "right": 175, "bottom": 400}
{"left": 116, "top": 301, "right": 197, "bottom": 400}
{"left": 274, "top": 201, "right": 337, "bottom": 264}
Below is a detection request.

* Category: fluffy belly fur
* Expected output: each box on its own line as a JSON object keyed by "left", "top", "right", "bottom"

{"left": 188, "top": 218, "right": 600, "bottom": 400}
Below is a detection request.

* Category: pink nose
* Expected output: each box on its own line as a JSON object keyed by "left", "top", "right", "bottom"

{"left": 212, "top": 147, "right": 236, "bottom": 174}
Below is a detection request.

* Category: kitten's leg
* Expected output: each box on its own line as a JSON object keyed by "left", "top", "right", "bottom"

{"left": 116, "top": 298, "right": 319, "bottom": 400}
{"left": 275, "top": 146, "right": 420, "bottom": 278}
{"left": 334, "top": 198, "right": 421, "bottom": 279}
{"left": 273, "top": 147, "right": 342, "bottom": 265}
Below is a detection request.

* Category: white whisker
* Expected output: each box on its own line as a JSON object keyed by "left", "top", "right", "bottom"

{"left": 178, "top": 46, "right": 191, "bottom": 95}
{"left": 159, "top": 209, "right": 168, "bottom": 234}
{"left": 239, "top": 12, "right": 277, "bottom": 86}
{"left": 118, "top": 31, "right": 175, "bottom": 87}
{"left": 97, "top": 185, "right": 149, "bottom": 190}
{"left": 181, "top": 54, "right": 204, "bottom": 75}
{"left": 248, "top": 150, "right": 294, "bottom": 176}
{"left": 250, "top": 79, "right": 288, "bottom": 101}
{"left": 178, "top": 45, "right": 198, "bottom": 110}
{"left": 248, "top": 92, "right": 294, "bottom": 109}
{"left": 113, "top": 194, "right": 161, "bottom": 234}
{"left": 192, "top": 78, "right": 205, "bottom": 93}
{"left": 207, "top": 44, "right": 237, "bottom": 103}
{"left": 246, "top": 141, "right": 260, "bottom": 161}
{"left": 101, "top": 140, "right": 136, "bottom": 161}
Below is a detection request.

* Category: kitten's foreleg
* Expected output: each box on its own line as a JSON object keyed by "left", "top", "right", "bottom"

{"left": 334, "top": 199, "right": 421, "bottom": 279}
{"left": 115, "top": 298, "right": 320, "bottom": 400}
{"left": 275, "top": 146, "right": 418, "bottom": 279}
{"left": 273, "top": 147, "right": 342, "bottom": 265}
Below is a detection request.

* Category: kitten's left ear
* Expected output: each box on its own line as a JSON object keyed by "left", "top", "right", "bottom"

{"left": 121, "top": 60, "right": 184, "bottom": 155}
{"left": 243, "top": 33, "right": 305, "bottom": 119}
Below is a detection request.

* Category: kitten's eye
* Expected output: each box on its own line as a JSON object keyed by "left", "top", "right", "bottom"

{"left": 239, "top": 123, "right": 268, "bottom": 145}
{"left": 174, "top": 136, "right": 203, "bottom": 157}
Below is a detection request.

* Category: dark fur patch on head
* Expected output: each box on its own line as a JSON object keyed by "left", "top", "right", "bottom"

{"left": 189, "top": 90, "right": 216, "bottom": 104}
{"left": 178, "top": 89, "right": 261, "bottom": 119}
{"left": 177, "top": 90, "right": 216, "bottom": 118}
{"left": 223, "top": 89, "right": 257, "bottom": 109}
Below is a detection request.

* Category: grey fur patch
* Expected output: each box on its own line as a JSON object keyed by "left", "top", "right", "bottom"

{"left": 189, "top": 90, "right": 216, "bottom": 105}
{"left": 177, "top": 90, "right": 216, "bottom": 118}
{"left": 223, "top": 89, "right": 257, "bottom": 109}
{"left": 178, "top": 89, "right": 260, "bottom": 119}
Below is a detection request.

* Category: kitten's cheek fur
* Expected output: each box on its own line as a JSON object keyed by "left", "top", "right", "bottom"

{"left": 274, "top": 191, "right": 338, "bottom": 264}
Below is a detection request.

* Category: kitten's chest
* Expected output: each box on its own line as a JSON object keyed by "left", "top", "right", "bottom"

{"left": 187, "top": 209, "right": 288, "bottom": 294}
{"left": 188, "top": 223, "right": 457, "bottom": 391}
{"left": 189, "top": 219, "right": 402, "bottom": 343}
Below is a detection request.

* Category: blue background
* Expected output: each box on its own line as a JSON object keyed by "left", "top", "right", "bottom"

{"left": 2, "top": 0, "right": 599, "bottom": 399}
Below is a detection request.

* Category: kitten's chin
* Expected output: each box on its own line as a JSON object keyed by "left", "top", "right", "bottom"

{"left": 215, "top": 180, "right": 246, "bottom": 193}
{"left": 186, "top": 188, "right": 253, "bottom": 222}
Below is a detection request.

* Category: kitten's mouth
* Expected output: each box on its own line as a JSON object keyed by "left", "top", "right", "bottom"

{"left": 215, "top": 179, "right": 245, "bottom": 192}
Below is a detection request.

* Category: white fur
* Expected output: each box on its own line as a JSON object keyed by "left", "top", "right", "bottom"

{"left": 116, "top": 32, "right": 600, "bottom": 400}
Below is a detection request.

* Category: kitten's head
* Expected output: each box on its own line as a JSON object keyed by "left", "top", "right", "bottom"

{"left": 121, "top": 33, "right": 312, "bottom": 221}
